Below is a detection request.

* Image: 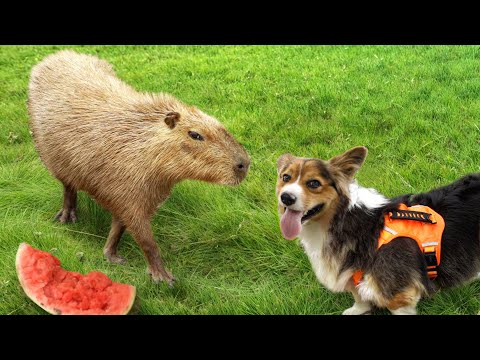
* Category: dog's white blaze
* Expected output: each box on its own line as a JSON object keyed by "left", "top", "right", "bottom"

{"left": 300, "top": 222, "right": 352, "bottom": 292}
{"left": 280, "top": 179, "right": 304, "bottom": 212}
{"left": 348, "top": 181, "right": 388, "bottom": 210}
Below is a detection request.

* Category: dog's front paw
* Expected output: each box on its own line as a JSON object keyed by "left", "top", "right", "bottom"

{"left": 342, "top": 303, "right": 372, "bottom": 315}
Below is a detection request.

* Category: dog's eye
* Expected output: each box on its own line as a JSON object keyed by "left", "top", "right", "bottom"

{"left": 188, "top": 131, "right": 204, "bottom": 141}
{"left": 307, "top": 180, "right": 321, "bottom": 189}
{"left": 282, "top": 174, "right": 291, "bottom": 182}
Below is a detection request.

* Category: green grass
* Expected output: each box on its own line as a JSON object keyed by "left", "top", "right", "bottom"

{"left": 1, "top": 45, "right": 480, "bottom": 315}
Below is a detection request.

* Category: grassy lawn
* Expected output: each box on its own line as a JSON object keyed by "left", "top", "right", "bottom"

{"left": 1, "top": 45, "right": 480, "bottom": 315}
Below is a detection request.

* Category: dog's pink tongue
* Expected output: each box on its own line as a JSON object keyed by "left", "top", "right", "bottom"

{"left": 280, "top": 208, "right": 303, "bottom": 240}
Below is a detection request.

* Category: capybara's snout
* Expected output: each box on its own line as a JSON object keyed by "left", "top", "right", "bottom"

{"left": 231, "top": 146, "right": 250, "bottom": 184}
{"left": 235, "top": 154, "right": 250, "bottom": 175}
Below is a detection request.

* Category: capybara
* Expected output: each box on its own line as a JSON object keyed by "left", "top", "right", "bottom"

{"left": 28, "top": 50, "right": 250, "bottom": 285}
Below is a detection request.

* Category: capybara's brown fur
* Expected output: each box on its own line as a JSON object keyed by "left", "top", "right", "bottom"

{"left": 28, "top": 50, "right": 250, "bottom": 285}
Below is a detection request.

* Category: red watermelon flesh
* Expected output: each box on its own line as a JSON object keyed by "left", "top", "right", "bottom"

{"left": 16, "top": 243, "right": 136, "bottom": 315}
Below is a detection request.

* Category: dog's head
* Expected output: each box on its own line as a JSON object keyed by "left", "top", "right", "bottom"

{"left": 276, "top": 146, "right": 368, "bottom": 240}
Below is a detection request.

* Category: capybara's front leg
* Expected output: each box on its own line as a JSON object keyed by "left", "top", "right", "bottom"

{"left": 104, "top": 216, "right": 127, "bottom": 264}
{"left": 128, "top": 220, "right": 175, "bottom": 286}
{"left": 54, "top": 184, "right": 78, "bottom": 224}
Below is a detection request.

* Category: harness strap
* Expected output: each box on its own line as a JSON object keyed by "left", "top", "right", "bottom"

{"left": 352, "top": 204, "right": 444, "bottom": 287}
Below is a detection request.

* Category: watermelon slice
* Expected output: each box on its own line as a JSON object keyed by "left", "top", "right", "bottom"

{"left": 16, "top": 243, "right": 136, "bottom": 315}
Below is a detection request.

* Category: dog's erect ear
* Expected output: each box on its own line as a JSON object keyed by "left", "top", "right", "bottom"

{"left": 277, "top": 153, "right": 295, "bottom": 173}
{"left": 164, "top": 112, "right": 180, "bottom": 129}
{"left": 329, "top": 146, "right": 368, "bottom": 179}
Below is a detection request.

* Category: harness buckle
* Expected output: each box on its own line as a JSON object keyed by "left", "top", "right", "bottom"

{"left": 427, "top": 269, "right": 438, "bottom": 279}
{"left": 424, "top": 245, "right": 438, "bottom": 279}
{"left": 424, "top": 252, "right": 437, "bottom": 267}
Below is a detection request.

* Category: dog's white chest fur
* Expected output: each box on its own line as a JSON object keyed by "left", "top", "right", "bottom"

{"left": 300, "top": 223, "right": 352, "bottom": 292}
{"left": 299, "top": 182, "right": 388, "bottom": 293}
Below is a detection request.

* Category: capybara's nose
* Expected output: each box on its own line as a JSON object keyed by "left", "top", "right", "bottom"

{"left": 281, "top": 192, "right": 296, "bottom": 206}
{"left": 235, "top": 157, "right": 250, "bottom": 175}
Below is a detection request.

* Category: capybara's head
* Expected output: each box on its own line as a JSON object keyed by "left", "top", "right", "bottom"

{"left": 160, "top": 101, "right": 250, "bottom": 186}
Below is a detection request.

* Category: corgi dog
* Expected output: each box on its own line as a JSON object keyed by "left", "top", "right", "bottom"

{"left": 276, "top": 146, "right": 480, "bottom": 315}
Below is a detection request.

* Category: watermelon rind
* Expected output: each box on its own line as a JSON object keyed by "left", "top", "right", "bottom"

{"left": 16, "top": 242, "right": 136, "bottom": 315}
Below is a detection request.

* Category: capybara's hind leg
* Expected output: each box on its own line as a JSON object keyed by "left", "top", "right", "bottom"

{"left": 104, "top": 216, "right": 127, "bottom": 264}
{"left": 128, "top": 220, "right": 175, "bottom": 287}
{"left": 54, "top": 184, "right": 77, "bottom": 224}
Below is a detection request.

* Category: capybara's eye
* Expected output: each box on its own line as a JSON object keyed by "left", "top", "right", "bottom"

{"left": 188, "top": 131, "right": 204, "bottom": 141}
{"left": 306, "top": 180, "right": 321, "bottom": 189}
{"left": 282, "top": 174, "right": 291, "bottom": 182}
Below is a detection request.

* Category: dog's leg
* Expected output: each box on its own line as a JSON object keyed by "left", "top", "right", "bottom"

{"left": 342, "top": 287, "right": 373, "bottom": 315}
{"left": 387, "top": 287, "right": 420, "bottom": 315}
{"left": 390, "top": 305, "right": 417, "bottom": 315}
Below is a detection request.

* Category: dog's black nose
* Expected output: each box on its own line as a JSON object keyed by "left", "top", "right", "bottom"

{"left": 281, "top": 192, "right": 296, "bottom": 206}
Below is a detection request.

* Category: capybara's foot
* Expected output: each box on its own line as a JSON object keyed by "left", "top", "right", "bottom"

{"left": 105, "top": 253, "right": 127, "bottom": 265}
{"left": 54, "top": 208, "right": 77, "bottom": 224}
{"left": 147, "top": 267, "right": 176, "bottom": 288}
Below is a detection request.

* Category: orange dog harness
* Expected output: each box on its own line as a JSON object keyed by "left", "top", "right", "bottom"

{"left": 352, "top": 204, "right": 445, "bottom": 286}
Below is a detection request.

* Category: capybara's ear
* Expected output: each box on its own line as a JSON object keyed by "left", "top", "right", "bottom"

{"left": 329, "top": 146, "right": 367, "bottom": 179}
{"left": 164, "top": 112, "right": 180, "bottom": 129}
{"left": 277, "top": 153, "right": 295, "bottom": 172}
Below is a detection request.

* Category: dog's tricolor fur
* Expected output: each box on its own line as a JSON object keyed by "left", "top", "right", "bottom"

{"left": 276, "top": 147, "right": 480, "bottom": 315}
